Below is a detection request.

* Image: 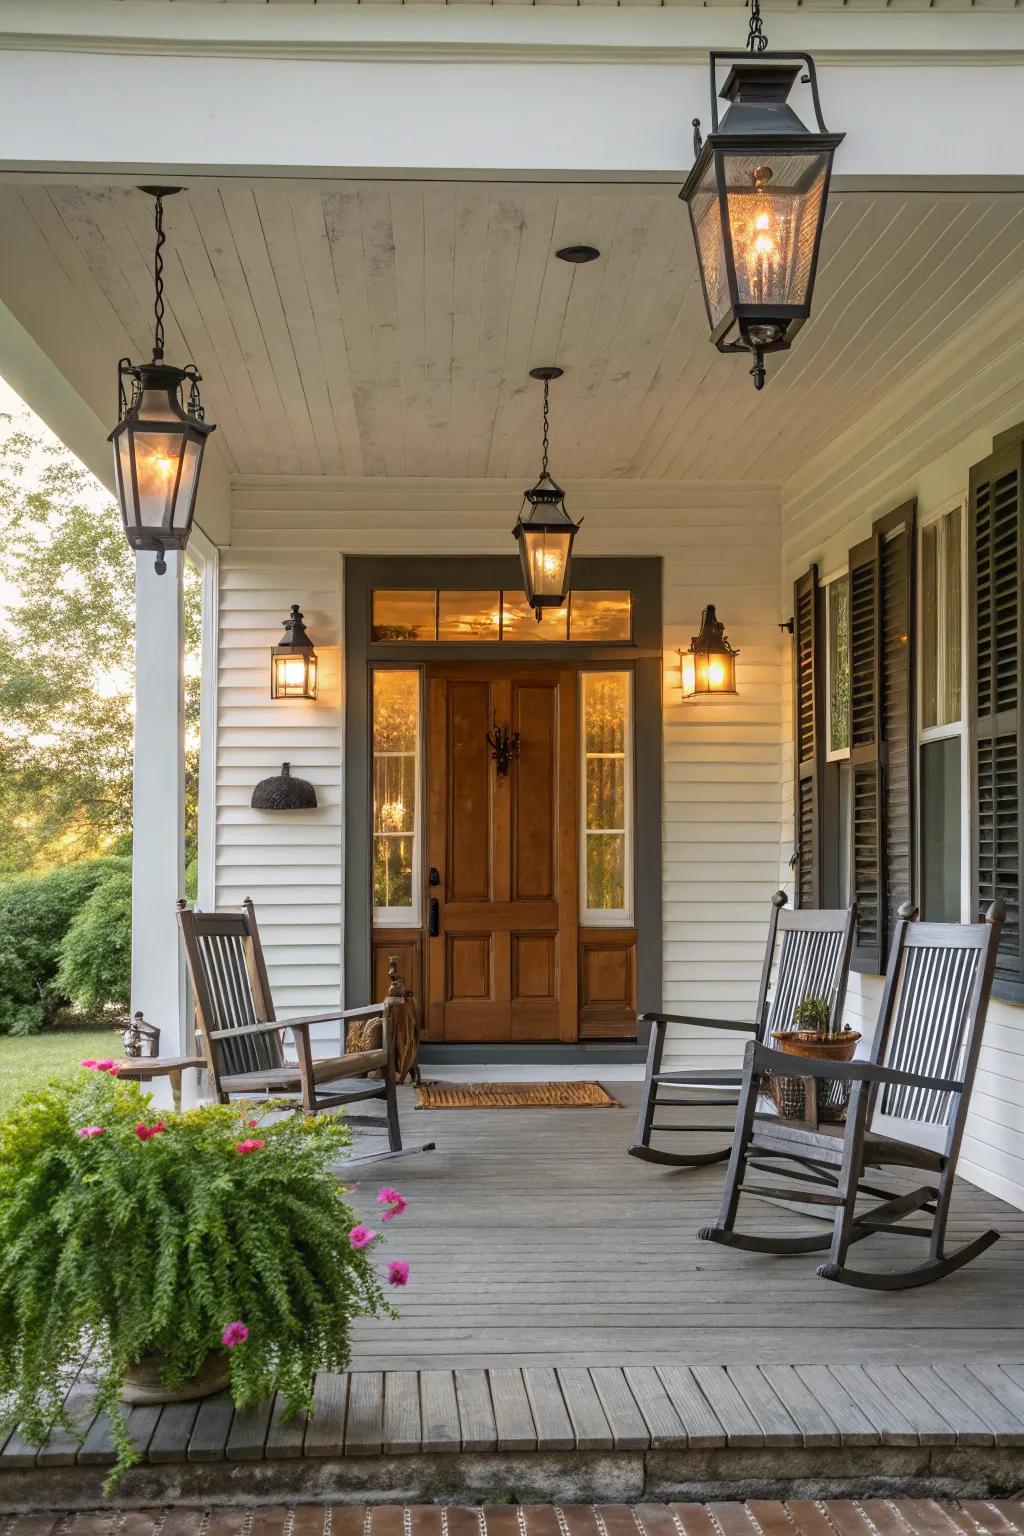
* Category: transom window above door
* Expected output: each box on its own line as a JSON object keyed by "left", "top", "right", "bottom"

{"left": 370, "top": 588, "right": 631, "bottom": 644}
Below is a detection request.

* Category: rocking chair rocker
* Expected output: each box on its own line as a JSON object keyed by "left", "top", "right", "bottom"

{"left": 629, "top": 892, "right": 855, "bottom": 1167}
{"left": 698, "top": 900, "right": 1005, "bottom": 1289}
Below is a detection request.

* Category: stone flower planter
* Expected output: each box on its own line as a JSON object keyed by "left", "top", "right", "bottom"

{"left": 122, "top": 1350, "right": 229, "bottom": 1405}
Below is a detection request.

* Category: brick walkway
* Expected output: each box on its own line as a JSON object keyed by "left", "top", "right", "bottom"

{"left": 3, "top": 1504, "right": 1023, "bottom": 1536}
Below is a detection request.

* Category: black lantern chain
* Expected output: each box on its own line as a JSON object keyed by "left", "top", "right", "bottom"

{"left": 746, "top": 0, "right": 768, "bottom": 55}
{"left": 151, "top": 191, "right": 167, "bottom": 363}
{"left": 540, "top": 375, "right": 551, "bottom": 479}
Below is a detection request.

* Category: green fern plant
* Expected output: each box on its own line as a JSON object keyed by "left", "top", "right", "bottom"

{"left": 0, "top": 1069, "right": 396, "bottom": 1490}
{"left": 791, "top": 995, "right": 833, "bottom": 1035}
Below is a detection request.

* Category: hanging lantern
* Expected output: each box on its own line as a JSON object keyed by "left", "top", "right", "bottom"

{"left": 271, "top": 605, "right": 319, "bottom": 700}
{"left": 109, "top": 188, "right": 215, "bottom": 572}
{"left": 512, "top": 367, "right": 582, "bottom": 620}
{"left": 679, "top": 0, "right": 844, "bottom": 390}
{"left": 680, "top": 605, "right": 739, "bottom": 697}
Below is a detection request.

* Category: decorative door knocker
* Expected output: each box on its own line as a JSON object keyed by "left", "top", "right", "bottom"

{"left": 486, "top": 723, "right": 521, "bottom": 778}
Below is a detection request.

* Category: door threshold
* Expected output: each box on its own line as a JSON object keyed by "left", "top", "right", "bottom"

{"left": 418, "top": 1042, "right": 646, "bottom": 1075}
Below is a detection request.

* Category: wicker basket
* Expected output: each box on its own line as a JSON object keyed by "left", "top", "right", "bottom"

{"left": 766, "top": 1029, "right": 862, "bottom": 1122}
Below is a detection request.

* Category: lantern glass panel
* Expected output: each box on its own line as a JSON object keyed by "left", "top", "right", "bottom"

{"left": 523, "top": 526, "right": 573, "bottom": 601}
{"left": 690, "top": 157, "right": 730, "bottom": 329}
{"left": 272, "top": 652, "right": 317, "bottom": 700}
{"left": 721, "top": 149, "right": 830, "bottom": 310}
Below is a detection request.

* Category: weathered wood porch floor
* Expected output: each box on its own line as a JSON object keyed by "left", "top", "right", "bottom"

{"left": 3, "top": 1084, "right": 1024, "bottom": 1510}
{"left": 346, "top": 1083, "right": 1024, "bottom": 1370}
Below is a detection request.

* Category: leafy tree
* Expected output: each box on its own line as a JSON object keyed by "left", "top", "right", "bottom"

{"left": 0, "top": 421, "right": 201, "bottom": 874}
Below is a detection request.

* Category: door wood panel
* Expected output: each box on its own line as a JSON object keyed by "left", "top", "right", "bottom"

{"left": 426, "top": 663, "right": 578, "bottom": 1043}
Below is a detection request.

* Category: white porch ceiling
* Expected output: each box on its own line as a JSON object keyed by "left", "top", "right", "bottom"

{"left": 1, "top": 180, "right": 1023, "bottom": 484}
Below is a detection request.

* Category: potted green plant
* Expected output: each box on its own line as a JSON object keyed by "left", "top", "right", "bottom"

{"left": 0, "top": 1066, "right": 408, "bottom": 1490}
{"left": 770, "top": 994, "right": 861, "bottom": 1121}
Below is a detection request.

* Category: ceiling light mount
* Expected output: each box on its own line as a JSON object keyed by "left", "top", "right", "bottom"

{"left": 556, "top": 245, "right": 601, "bottom": 265}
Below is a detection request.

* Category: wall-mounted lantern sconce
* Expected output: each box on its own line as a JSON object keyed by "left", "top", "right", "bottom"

{"left": 679, "top": 604, "right": 739, "bottom": 697}
{"left": 271, "top": 605, "right": 318, "bottom": 700}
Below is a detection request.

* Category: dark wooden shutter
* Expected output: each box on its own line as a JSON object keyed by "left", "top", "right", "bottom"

{"left": 971, "top": 439, "right": 1024, "bottom": 998}
{"left": 793, "top": 565, "right": 823, "bottom": 908}
{"left": 849, "top": 533, "right": 884, "bottom": 968}
{"left": 877, "top": 501, "right": 917, "bottom": 945}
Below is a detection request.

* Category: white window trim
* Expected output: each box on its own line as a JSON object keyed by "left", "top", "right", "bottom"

{"left": 823, "top": 571, "right": 851, "bottom": 764}
{"left": 579, "top": 670, "right": 634, "bottom": 926}
{"left": 915, "top": 498, "right": 970, "bottom": 923}
{"left": 372, "top": 667, "right": 423, "bottom": 929}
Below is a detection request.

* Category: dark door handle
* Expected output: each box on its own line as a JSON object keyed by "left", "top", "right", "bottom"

{"left": 428, "top": 866, "right": 441, "bottom": 887}
{"left": 428, "top": 897, "right": 440, "bottom": 937}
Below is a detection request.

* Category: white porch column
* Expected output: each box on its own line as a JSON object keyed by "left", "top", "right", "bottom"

{"left": 131, "top": 548, "right": 188, "bottom": 1054}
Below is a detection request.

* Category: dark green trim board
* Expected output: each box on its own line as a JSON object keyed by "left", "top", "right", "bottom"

{"left": 344, "top": 555, "right": 664, "bottom": 1039}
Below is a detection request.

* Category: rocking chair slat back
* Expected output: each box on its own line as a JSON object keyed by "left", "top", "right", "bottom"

{"left": 764, "top": 924, "right": 852, "bottom": 1040}
{"left": 178, "top": 901, "right": 284, "bottom": 1080}
{"left": 877, "top": 932, "right": 989, "bottom": 1127}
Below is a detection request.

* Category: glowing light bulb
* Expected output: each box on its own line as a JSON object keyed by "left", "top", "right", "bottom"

{"left": 707, "top": 658, "right": 727, "bottom": 690}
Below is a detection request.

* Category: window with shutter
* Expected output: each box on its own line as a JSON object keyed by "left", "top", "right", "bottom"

{"left": 793, "top": 566, "right": 823, "bottom": 908}
{"left": 970, "top": 438, "right": 1024, "bottom": 999}
{"left": 878, "top": 502, "right": 916, "bottom": 943}
{"left": 849, "top": 533, "right": 883, "bottom": 967}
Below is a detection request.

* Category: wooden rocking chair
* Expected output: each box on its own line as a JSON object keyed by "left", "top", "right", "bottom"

{"left": 177, "top": 899, "right": 434, "bottom": 1164}
{"left": 698, "top": 901, "right": 1005, "bottom": 1289}
{"left": 629, "top": 892, "right": 855, "bottom": 1167}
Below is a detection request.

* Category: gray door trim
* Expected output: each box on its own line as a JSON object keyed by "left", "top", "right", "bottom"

{"left": 344, "top": 555, "right": 663, "bottom": 1043}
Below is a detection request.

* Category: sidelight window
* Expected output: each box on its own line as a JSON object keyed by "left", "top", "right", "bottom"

{"left": 580, "top": 671, "right": 633, "bottom": 923}
{"left": 919, "top": 503, "right": 966, "bottom": 924}
{"left": 372, "top": 669, "right": 421, "bottom": 925}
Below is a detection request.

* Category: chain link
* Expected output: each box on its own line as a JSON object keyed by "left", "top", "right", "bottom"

{"left": 746, "top": 0, "right": 768, "bottom": 53}
{"left": 152, "top": 192, "right": 167, "bottom": 362}
{"left": 541, "top": 378, "right": 550, "bottom": 477}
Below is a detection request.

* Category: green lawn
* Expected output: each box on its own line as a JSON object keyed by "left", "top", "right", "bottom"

{"left": 0, "top": 1025, "right": 118, "bottom": 1116}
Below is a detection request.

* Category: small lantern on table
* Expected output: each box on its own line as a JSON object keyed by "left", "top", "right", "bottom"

{"left": 121, "top": 1011, "right": 161, "bottom": 1059}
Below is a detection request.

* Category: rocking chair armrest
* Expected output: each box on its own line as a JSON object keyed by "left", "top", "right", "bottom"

{"left": 749, "top": 1042, "right": 963, "bottom": 1097}
{"left": 207, "top": 1020, "right": 285, "bottom": 1042}
{"left": 268, "top": 1004, "right": 387, "bottom": 1030}
{"left": 643, "top": 1012, "right": 754, "bottom": 1034}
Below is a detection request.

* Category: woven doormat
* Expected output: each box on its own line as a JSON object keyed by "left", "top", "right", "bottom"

{"left": 415, "top": 1080, "right": 620, "bottom": 1110}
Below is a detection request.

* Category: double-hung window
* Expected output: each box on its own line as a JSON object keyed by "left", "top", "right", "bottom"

{"left": 918, "top": 504, "right": 966, "bottom": 923}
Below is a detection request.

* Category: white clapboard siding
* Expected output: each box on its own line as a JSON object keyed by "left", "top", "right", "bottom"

{"left": 780, "top": 292, "right": 1024, "bottom": 1212}
{"left": 214, "top": 549, "right": 344, "bottom": 1049}
{"left": 215, "top": 479, "right": 785, "bottom": 1056}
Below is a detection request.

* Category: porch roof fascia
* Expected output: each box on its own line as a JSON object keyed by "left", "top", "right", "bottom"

{"left": 0, "top": 6, "right": 1022, "bottom": 185}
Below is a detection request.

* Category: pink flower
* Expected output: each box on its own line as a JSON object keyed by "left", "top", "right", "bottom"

{"left": 376, "top": 1186, "right": 407, "bottom": 1221}
{"left": 235, "top": 1138, "right": 266, "bottom": 1154}
{"left": 135, "top": 1121, "right": 166, "bottom": 1141}
{"left": 77, "top": 1126, "right": 105, "bottom": 1139}
{"left": 107, "top": 1064, "right": 121, "bottom": 1076}
{"left": 79, "top": 1059, "right": 97, "bottom": 1069}
{"left": 387, "top": 1260, "right": 410, "bottom": 1288}
{"left": 348, "top": 1224, "right": 377, "bottom": 1249}
{"left": 221, "top": 1322, "right": 249, "bottom": 1349}
{"left": 95, "top": 1060, "right": 115, "bottom": 1072}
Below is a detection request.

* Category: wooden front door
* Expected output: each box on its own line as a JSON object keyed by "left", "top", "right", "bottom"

{"left": 425, "top": 663, "right": 578, "bottom": 1043}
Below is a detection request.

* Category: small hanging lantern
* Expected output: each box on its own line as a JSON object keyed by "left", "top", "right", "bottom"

{"left": 679, "top": 0, "right": 844, "bottom": 389}
{"left": 120, "top": 1012, "right": 161, "bottom": 1059}
{"left": 512, "top": 367, "right": 582, "bottom": 620}
{"left": 271, "top": 605, "right": 319, "bottom": 700}
{"left": 109, "top": 188, "right": 215, "bottom": 572}
{"left": 680, "top": 605, "right": 739, "bottom": 697}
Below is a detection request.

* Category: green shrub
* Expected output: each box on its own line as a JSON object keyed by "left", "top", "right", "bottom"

{"left": 57, "top": 868, "right": 132, "bottom": 1015}
{"left": 0, "top": 1070, "right": 398, "bottom": 1490}
{"left": 0, "top": 858, "right": 129, "bottom": 1035}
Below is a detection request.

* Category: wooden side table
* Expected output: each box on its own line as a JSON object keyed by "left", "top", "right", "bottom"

{"left": 115, "top": 1055, "right": 205, "bottom": 1110}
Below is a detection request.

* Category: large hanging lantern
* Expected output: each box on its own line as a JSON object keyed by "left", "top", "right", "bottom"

{"left": 109, "top": 188, "right": 215, "bottom": 573}
{"left": 512, "top": 367, "right": 581, "bottom": 620}
{"left": 680, "top": 604, "right": 739, "bottom": 698}
{"left": 679, "top": 1, "right": 844, "bottom": 390}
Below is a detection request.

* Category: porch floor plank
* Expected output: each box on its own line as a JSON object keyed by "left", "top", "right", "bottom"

{"left": 382, "top": 1370, "right": 422, "bottom": 1455}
